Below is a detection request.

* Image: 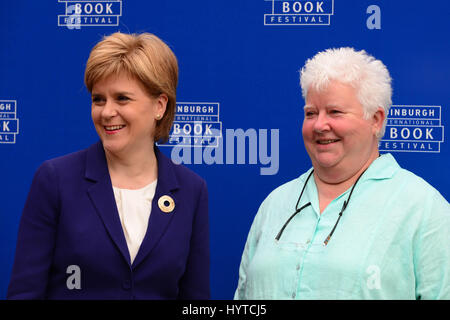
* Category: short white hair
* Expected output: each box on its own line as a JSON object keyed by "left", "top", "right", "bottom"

{"left": 300, "top": 47, "right": 392, "bottom": 138}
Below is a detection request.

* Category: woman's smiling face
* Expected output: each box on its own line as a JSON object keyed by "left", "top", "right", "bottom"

{"left": 302, "top": 81, "right": 381, "bottom": 178}
{"left": 91, "top": 73, "right": 166, "bottom": 157}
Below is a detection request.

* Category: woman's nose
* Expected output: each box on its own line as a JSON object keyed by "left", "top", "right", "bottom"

{"left": 313, "top": 112, "right": 330, "bottom": 133}
{"left": 101, "top": 100, "right": 118, "bottom": 118}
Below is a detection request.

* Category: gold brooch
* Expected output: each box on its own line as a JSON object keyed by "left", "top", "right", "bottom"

{"left": 158, "top": 195, "right": 175, "bottom": 213}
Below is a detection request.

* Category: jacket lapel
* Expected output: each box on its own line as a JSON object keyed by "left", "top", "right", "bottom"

{"left": 84, "top": 141, "right": 131, "bottom": 265}
{"left": 132, "top": 146, "right": 180, "bottom": 269}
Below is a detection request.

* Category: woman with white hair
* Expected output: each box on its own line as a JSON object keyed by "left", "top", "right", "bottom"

{"left": 234, "top": 48, "right": 450, "bottom": 300}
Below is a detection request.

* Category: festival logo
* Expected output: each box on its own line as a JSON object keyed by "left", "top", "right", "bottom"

{"left": 380, "top": 105, "right": 444, "bottom": 153}
{"left": 58, "top": 0, "right": 122, "bottom": 28}
{"left": 0, "top": 100, "right": 19, "bottom": 144}
{"left": 158, "top": 102, "right": 279, "bottom": 175}
{"left": 158, "top": 102, "right": 222, "bottom": 148}
{"left": 264, "top": 0, "right": 334, "bottom": 26}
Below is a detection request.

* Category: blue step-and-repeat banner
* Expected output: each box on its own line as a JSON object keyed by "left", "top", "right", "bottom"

{"left": 1, "top": 1, "right": 449, "bottom": 299}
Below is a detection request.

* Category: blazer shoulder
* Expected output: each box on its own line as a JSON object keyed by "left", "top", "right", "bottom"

{"left": 174, "top": 162, "right": 205, "bottom": 184}
{"left": 37, "top": 144, "right": 94, "bottom": 181}
{"left": 45, "top": 148, "right": 87, "bottom": 167}
{"left": 157, "top": 148, "right": 207, "bottom": 190}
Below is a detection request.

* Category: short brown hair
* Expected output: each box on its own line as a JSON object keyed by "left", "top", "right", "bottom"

{"left": 84, "top": 32, "right": 178, "bottom": 142}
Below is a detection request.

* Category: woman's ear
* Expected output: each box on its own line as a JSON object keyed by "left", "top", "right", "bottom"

{"left": 155, "top": 93, "right": 168, "bottom": 119}
{"left": 372, "top": 107, "right": 386, "bottom": 137}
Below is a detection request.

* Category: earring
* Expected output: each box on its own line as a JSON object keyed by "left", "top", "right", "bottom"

{"left": 156, "top": 114, "right": 161, "bottom": 120}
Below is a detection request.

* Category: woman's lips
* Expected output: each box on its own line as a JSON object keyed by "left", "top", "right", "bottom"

{"left": 316, "top": 139, "right": 340, "bottom": 145}
{"left": 104, "top": 125, "right": 126, "bottom": 134}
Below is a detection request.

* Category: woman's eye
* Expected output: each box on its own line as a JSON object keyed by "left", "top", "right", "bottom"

{"left": 117, "top": 95, "right": 130, "bottom": 102}
{"left": 330, "top": 110, "right": 341, "bottom": 114}
{"left": 305, "top": 111, "right": 316, "bottom": 117}
{"left": 92, "top": 96, "right": 104, "bottom": 104}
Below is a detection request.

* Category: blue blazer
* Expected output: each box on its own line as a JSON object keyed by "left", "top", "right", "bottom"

{"left": 7, "top": 141, "right": 209, "bottom": 299}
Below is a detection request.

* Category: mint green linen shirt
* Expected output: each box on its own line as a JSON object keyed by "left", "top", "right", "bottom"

{"left": 234, "top": 153, "right": 450, "bottom": 299}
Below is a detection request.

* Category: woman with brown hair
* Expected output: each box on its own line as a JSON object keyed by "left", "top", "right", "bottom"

{"left": 8, "top": 32, "right": 209, "bottom": 299}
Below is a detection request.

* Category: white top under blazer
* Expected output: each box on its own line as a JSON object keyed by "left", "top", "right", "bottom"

{"left": 113, "top": 180, "right": 157, "bottom": 264}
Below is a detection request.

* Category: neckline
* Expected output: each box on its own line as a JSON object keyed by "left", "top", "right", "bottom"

{"left": 112, "top": 179, "right": 157, "bottom": 192}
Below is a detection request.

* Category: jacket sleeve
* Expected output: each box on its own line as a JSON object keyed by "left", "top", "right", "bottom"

{"left": 7, "top": 161, "right": 60, "bottom": 299}
{"left": 177, "top": 179, "right": 210, "bottom": 299}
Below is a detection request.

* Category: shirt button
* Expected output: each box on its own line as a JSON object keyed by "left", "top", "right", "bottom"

{"left": 306, "top": 239, "right": 311, "bottom": 244}
{"left": 122, "top": 280, "right": 131, "bottom": 290}
{"left": 296, "top": 264, "right": 300, "bottom": 271}
{"left": 292, "top": 292, "right": 296, "bottom": 299}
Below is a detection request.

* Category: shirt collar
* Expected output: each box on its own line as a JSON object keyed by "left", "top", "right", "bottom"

{"left": 298, "top": 152, "right": 400, "bottom": 184}
{"left": 360, "top": 152, "right": 400, "bottom": 182}
{"left": 296, "top": 153, "right": 400, "bottom": 215}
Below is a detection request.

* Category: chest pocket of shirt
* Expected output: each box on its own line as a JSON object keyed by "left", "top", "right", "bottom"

{"left": 245, "top": 235, "right": 308, "bottom": 299}
{"left": 275, "top": 240, "right": 308, "bottom": 252}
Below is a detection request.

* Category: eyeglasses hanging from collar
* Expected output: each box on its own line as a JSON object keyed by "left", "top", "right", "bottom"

{"left": 275, "top": 168, "right": 368, "bottom": 246}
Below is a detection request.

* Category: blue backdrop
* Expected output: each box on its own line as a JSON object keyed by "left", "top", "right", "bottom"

{"left": 1, "top": 0, "right": 449, "bottom": 299}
